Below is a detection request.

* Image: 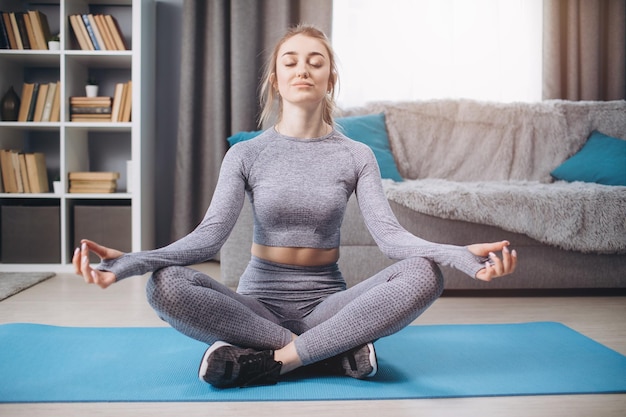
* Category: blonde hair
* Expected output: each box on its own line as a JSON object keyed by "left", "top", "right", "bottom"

{"left": 259, "top": 24, "right": 339, "bottom": 128}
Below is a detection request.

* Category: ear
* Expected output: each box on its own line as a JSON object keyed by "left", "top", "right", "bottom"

{"left": 270, "top": 73, "right": 277, "bottom": 90}
{"left": 327, "top": 71, "right": 336, "bottom": 93}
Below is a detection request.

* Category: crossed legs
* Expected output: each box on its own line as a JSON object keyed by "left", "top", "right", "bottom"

{"left": 146, "top": 256, "right": 444, "bottom": 373}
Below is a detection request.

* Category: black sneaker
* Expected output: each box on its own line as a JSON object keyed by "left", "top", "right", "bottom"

{"left": 303, "top": 342, "right": 378, "bottom": 379}
{"left": 198, "top": 341, "right": 283, "bottom": 388}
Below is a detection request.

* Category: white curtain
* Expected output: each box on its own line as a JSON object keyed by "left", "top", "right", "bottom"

{"left": 332, "top": 0, "right": 543, "bottom": 108}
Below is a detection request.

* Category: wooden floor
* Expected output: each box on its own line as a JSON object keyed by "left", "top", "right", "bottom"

{"left": 1, "top": 263, "right": 625, "bottom": 417}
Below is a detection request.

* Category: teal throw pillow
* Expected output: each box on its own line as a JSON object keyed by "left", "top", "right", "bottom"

{"left": 551, "top": 131, "right": 626, "bottom": 186}
{"left": 226, "top": 113, "right": 403, "bottom": 181}
{"left": 227, "top": 130, "right": 263, "bottom": 146}
{"left": 336, "top": 113, "right": 403, "bottom": 182}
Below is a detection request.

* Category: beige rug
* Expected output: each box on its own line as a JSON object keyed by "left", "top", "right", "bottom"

{"left": 0, "top": 272, "right": 55, "bottom": 301}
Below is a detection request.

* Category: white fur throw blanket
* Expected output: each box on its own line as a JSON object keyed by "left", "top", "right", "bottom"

{"left": 383, "top": 179, "right": 626, "bottom": 254}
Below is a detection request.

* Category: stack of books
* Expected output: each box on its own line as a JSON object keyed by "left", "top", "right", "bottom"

{"left": 0, "top": 150, "right": 49, "bottom": 193}
{"left": 0, "top": 10, "right": 52, "bottom": 50}
{"left": 68, "top": 171, "right": 119, "bottom": 194}
{"left": 70, "top": 96, "right": 112, "bottom": 122}
{"left": 68, "top": 13, "right": 127, "bottom": 51}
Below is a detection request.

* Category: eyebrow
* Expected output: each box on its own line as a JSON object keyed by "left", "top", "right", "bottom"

{"left": 281, "top": 51, "right": 326, "bottom": 59}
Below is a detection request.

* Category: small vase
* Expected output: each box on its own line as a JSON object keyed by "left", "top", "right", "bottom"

{"left": 1, "top": 86, "right": 20, "bottom": 121}
{"left": 48, "top": 40, "right": 60, "bottom": 50}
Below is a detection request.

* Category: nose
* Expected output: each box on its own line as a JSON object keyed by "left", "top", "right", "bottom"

{"left": 297, "top": 67, "right": 309, "bottom": 78}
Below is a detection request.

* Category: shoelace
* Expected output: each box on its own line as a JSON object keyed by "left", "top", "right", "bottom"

{"left": 236, "top": 351, "right": 282, "bottom": 388}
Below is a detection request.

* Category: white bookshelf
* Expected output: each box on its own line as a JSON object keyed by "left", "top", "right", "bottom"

{"left": 0, "top": 0, "right": 154, "bottom": 272}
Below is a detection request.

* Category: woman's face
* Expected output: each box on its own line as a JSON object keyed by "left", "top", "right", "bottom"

{"left": 273, "top": 34, "right": 332, "bottom": 109}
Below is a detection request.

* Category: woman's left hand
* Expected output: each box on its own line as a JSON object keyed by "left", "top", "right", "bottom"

{"left": 467, "top": 240, "right": 517, "bottom": 282}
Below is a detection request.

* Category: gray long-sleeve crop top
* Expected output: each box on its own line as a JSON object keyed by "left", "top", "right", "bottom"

{"left": 98, "top": 128, "right": 486, "bottom": 281}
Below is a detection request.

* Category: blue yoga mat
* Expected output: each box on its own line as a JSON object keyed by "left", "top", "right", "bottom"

{"left": 1, "top": 322, "right": 625, "bottom": 402}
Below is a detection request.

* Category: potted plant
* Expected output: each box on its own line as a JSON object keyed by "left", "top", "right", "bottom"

{"left": 52, "top": 176, "right": 62, "bottom": 194}
{"left": 85, "top": 76, "right": 98, "bottom": 97}
{"left": 48, "top": 34, "right": 60, "bottom": 50}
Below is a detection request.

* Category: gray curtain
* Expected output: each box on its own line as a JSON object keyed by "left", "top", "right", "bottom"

{"left": 543, "top": 0, "right": 626, "bottom": 100}
{"left": 171, "top": 0, "right": 332, "bottom": 240}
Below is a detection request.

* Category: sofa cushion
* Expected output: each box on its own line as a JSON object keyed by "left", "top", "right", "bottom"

{"left": 551, "top": 131, "right": 626, "bottom": 186}
{"left": 226, "top": 113, "right": 403, "bottom": 181}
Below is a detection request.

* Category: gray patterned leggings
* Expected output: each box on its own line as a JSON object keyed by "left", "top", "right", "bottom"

{"left": 146, "top": 256, "right": 443, "bottom": 365}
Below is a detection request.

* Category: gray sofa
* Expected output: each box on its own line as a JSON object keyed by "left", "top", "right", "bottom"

{"left": 221, "top": 99, "right": 626, "bottom": 291}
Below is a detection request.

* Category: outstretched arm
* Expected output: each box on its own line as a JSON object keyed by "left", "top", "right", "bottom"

{"left": 79, "top": 144, "right": 250, "bottom": 282}
{"left": 354, "top": 146, "right": 518, "bottom": 280}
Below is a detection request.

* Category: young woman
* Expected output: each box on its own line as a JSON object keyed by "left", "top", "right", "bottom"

{"left": 73, "top": 24, "right": 517, "bottom": 389}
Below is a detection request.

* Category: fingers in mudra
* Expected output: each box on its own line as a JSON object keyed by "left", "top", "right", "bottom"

{"left": 478, "top": 245, "right": 517, "bottom": 281}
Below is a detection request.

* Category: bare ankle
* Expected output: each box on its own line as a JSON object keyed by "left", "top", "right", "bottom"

{"left": 274, "top": 342, "right": 303, "bottom": 374}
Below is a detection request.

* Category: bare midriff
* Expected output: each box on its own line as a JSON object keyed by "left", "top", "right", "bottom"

{"left": 251, "top": 243, "right": 340, "bottom": 267}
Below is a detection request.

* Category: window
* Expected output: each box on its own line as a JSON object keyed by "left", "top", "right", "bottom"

{"left": 332, "top": 0, "right": 543, "bottom": 108}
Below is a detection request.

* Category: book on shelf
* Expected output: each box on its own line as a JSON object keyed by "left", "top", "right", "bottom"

{"left": 18, "top": 153, "right": 30, "bottom": 193}
{"left": 7, "top": 13, "right": 22, "bottom": 49}
{"left": 0, "top": 149, "right": 49, "bottom": 193}
{"left": 70, "top": 96, "right": 112, "bottom": 106}
{"left": 1, "top": 12, "right": 17, "bottom": 49}
{"left": 70, "top": 106, "right": 112, "bottom": 114}
{"left": 10, "top": 151, "right": 23, "bottom": 192}
{"left": 49, "top": 81, "right": 61, "bottom": 122}
{"left": 0, "top": 150, "right": 17, "bottom": 192}
{"left": 121, "top": 80, "right": 132, "bottom": 122}
{"left": 25, "top": 83, "right": 39, "bottom": 121}
{"left": 13, "top": 12, "right": 29, "bottom": 49}
{"left": 41, "top": 82, "right": 58, "bottom": 122}
{"left": 110, "top": 83, "right": 125, "bottom": 122}
{"left": 27, "top": 10, "right": 51, "bottom": 50}
{"left": 69, "top": 180, "right": 117, "bottom": 193}
{"left": 68, "top": 171, "right": 119, "bottom": 193}
{"left": 69, "top": 171, "right": 120, "bottom": 181}
{"left": 69, "top": 14, "right": 127, "bottom": 51}
{"left": 24, "top": 152, "right": 49, "bottom": 193}
{"left": 32, "top": 82, "right": 49, "bottom": 122}
{"left": 17, "top": 82, "right": 35, "bottom": 122}
{"left": 70, "top": 114, "right": 113, "bottom": 122}
{"left": 22, "top": 11, "right": 36, "bottom": 50}
{"left": 111, "top": 81, "right": 132, "bottom": 122}
{"left": 82, "top": 14, "right": 101, "bottom": 50}
{"left": 0, "top": 13, "right": 10, "bottom": 49}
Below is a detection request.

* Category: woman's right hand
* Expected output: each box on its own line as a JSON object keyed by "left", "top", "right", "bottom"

{"left": 72, "top": 239, "right": 123, "bottom": 289}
